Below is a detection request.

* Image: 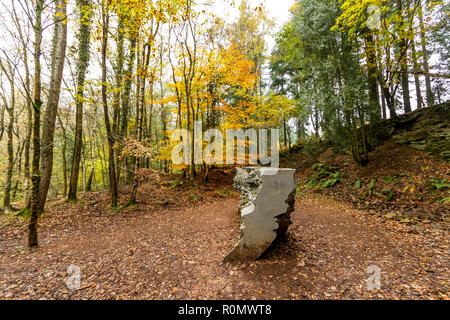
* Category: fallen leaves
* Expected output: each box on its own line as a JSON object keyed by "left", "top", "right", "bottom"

{"left": 0, "top": 167, "right": 448, "bottom": 300}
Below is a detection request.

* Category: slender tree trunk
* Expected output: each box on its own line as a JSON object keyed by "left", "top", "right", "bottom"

{"left": 86, "top": 133, "right": 95, "bottom": 192}
{"left": 378, "top": 73, "right": 397, "bottom": 119}
{"left": 119, "top": 37, "right": 137, "bottom": 185}
{"left": 357, "top": 106, "right": 368, "bottom": 164}
{"left": 418, "top": 1, "right": 434, "bottom": 106}
{"left": 113, "top": 19, "right": 124, "bottom": 188}
{"left": 2, "top": 69, "right": 15, "bottom": 214}
{"left": 149, "top": 81, "right": 154, "bottom": 139}
{"left": 97, "top": 142, "right": 105, "bottom": 188}
{"left": 68, "top": 0, "right": 93, "bottom": 202}
{"left": 28, "top": 0, "right": 44, "bottom": 248}
{"left": 81, "top": 141, "right": 87, "bottom": 192}
{"left": 380, "top": 85, "right": 387, "bottom": 119}
{"left": 159, "top": 41, "right": 168, "bottom": 172}
{"left": 128, "top": 37, "right": 152, "bottom": 205}
{"left": 400, "top": 44, "right": 412, "bottom": 113}
{"left": 12, "top": 139, "right": 25, "bottom": 201}
{"left": 397, "top": 0, "right": 411, "bottom": 114}
{"left": 344, "top": 111, "right": 363, "bottom": 167}
{"left": 364, "top": 34, "right": 381, "bottom": 120}
{"left": 101, "top": 7, "right": 118, "bottom": 207}
{"left": 23, "top": 49, "right": 32, "bottom": 208}
{"left": 57, "top": 113, "right": 67, "bottom": 196}
{"left": 38, "top": 0, "right": 68, "bottom": 212}
{"left": 411, "top": 40, "right": 424, "bottom": 109}
{"left": 11, "top": 0, "right": 32, "bottom": 209}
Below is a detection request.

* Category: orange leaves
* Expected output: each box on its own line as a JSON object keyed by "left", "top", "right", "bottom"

{"left": 218, "top": 44, "right": 258, "bottom": 90}
{"left": 167, "top": 43, "right": 260, "bottom": 130}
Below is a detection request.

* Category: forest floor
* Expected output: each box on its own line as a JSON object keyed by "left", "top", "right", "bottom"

{"left": 0, "top": 146, "right": 449, "bottom": 300}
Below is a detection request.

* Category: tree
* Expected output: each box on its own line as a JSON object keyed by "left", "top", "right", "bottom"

{"left": 28, "top": 0, "right": 44, "bottom": 248}
{"left": 273, "top": 0, "right": 370, "bottom": 166}
{"left": 68, "top": 0, "right": 93, "bottom": 202}
{"left": 0, "top": 57, "right": 17, "bottom": 214}
{"left": 39, "top": 0, "right": 68, "bottom": 212}
{"left": 227, "top": 0, "right": 273, "bottom": 98}
{"left": 334, "top": 0, "right": 444, "bottom": 116}
{"left": 9, "top": 0, "right": 33, "bottom": 207}
{"left": 100, "top": 1, "right": 118, "bottom": 207}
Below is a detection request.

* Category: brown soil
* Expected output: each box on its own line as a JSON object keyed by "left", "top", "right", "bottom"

{"left": 287, "top": 142, "right": 450, "bottom": 222}
{"left": 0, "top": 167, "right": 448, "bottom": 300}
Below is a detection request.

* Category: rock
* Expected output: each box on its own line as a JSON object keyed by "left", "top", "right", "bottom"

{"left": 368, "top": 101, "right": 450, "bottom": 160}
{"left": 440, "top": 150, "right": 450, "bottom": 161}
{"left": 224, "top": 167, "right": 296, "bottom": 262}
{"left": 224, "top": 286, "right": 233, "bottom": 294}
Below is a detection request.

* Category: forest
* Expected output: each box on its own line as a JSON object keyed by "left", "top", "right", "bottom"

{"left": 0, "top": 0, "right": 449, "bottom": 301}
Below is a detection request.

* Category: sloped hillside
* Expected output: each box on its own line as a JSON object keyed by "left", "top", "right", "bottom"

{"left": 371, "top": 101, "right": 450, "bottom": 161}
{"left": 282, "top": 103, "right": 450, "bottom": 225}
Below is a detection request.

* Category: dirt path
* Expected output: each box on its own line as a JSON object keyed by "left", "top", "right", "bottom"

{"left": 0, "top": 194, "right": 448, "bottom": 300}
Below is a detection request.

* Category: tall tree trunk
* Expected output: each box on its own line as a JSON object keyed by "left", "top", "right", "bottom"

{"left": 380, "top": 85, "right": 387, "bottom": 119}
{"left": 23, "top": 95, "right": 32, "bottom": 206}
{"left": 113, "top": 19, "right": 124, "bottom": 188}
{"left": 382, "top": 86, "right": 397, "bottom": 119}
{"left": 86, "top": 133, "right": 95, "bottom": 192}
{"left": 364, "top": 34, "right": 381, "bottom": 120}
{"left": 81, "top": 141, "right": 87, "bottom": 192}
{"left": 418, "top": 1, "right": 434, "bottom": 106}
{"left": 28, "top": 0, "right": 44, "bottom": 248}
{"left": 119, "top": 37, "right": 137, "bottom": 184}
{"left": 38, "top": 0, "right": 68, "bottom": 212}
{"left": 400, "top": 56, "right": 411, "bottom": 113}
{"left": 1, "top": 66, "right": 15, "bottom": 214}
{"left": 12, "top": 139, "right": 25, "bottom": 201}
{"left": 57, "top": 113, "right": 67, "bottom": 196}
{"left": 411, "top": 40, "right": 424, "bottom": 109}
{"left": 97, "top": 141, "right": 105, "bottom": 188}
{"left": 129, "top": 36, "right": 152, "bottom": 205}
{"left": 159, "top": 40, "right": 168, "bottom": 172}
{"left": 22, "top": 42, "right": 32, "bottom": 209}
{"left": 397, "top": 0, "right": 411, "bottom": 113}
{"left": 68, "top": 0, "right": 93, "bottom": 202}
{"left": 101, "top": 6, "right": 118, "bottom": 207}
{"left": 357, "top": 106, "right": 369, "bottom": 164}
{"left": 11, "top": 0, "right": 32, "bottom": 209}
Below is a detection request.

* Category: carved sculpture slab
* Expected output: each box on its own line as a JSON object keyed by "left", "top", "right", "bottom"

{"left": 225, "top": 167, "right": 296, "bottom": 262}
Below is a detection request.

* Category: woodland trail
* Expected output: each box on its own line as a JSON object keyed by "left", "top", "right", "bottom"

{"left": 0, "top": 194, "right": 448, "bottom": 300}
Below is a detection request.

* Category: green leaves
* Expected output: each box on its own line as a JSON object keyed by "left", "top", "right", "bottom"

{"left": 384, "top": 175, "right": 399, "bottom": 184}
{"left": 429, "top": 178, "right": 450, "bottom": 191}
{"left": 381, "top": 188, "right": 394, "bottom": 201}
{"left": 307, "top": 163, "right": 343, "bottom": 189}
{"left": 368, "top": 179, "right": 375, "bottom": 195}
{"left": 323, "top": 178, "right": 340, "bottom": 188}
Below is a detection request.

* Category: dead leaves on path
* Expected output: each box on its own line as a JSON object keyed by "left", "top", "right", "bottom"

{"left": 0, "top": 167, "right": 448, "bottom": 300}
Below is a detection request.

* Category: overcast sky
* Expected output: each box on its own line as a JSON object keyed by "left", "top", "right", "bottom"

{"left": 209, "top": 0, "right": 295, "bottom": 50}
{"left": 215, "top": 0, "right": 295, "bottom": 27}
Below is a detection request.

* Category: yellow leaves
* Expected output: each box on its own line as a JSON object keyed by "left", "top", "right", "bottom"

{"left": 237, "top": 92, "right": 296, "bottom": 129}
{"left": 110, "top": 0, "right": 185, "bottom": 35}
{"left": 399, "top": 217, "right": 412, "bottom": 224}
{"left": 334, "top": 0, "right": 388, "bottom": 35}
{"left": 403, "top": 184, "right": 416, "bottom": 194}
{"left": 335, "top": 0, "right": 441, "bottom": 47}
